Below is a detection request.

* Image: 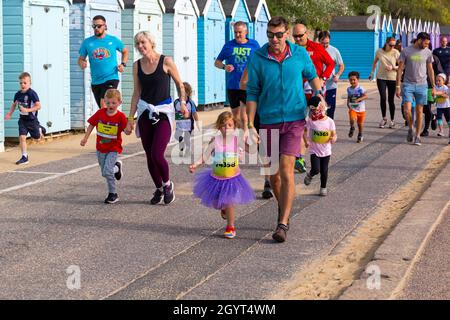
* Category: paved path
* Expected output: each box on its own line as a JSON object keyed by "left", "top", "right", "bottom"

{"left": 0, "top": 82, "right": 448, "bottom": 299}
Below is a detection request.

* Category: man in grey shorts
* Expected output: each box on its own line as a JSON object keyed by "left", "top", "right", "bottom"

{"left": 396, "top": 32, "right": 436, "bottom": 145}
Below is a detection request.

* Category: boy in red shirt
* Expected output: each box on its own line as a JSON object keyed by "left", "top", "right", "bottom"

{"left": 81, "top": 89, "right": 128, "bottom": 203}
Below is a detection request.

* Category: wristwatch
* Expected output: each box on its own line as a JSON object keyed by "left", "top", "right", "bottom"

{"left": 121, "top": 62, "right": 127, "bottom": 67}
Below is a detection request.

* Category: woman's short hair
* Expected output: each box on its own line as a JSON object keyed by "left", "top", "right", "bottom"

{"left": 134, "top": 31, "right": 156, "bottom": 50}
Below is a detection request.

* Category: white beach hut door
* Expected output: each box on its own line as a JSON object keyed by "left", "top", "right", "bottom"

{"left": 182, "top": 14, "right": 197, "bottom": 100}
{"left": 30, "top": 5, "right": 66, "bottom": 132}
{"left": 137, "top": 13, "right": 162, "bottom": 59}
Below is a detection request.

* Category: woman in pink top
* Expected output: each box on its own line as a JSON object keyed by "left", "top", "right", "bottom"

{"left": 302, "top": 96, "right": 337, "bottom": 196}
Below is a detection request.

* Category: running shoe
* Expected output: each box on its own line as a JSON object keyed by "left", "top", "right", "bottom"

{"left": 104, "top": 193, "right": 119, "bottom": 204}
{"left": 304, "top": 173, "right": 313, "bottom": 185}
{"left": 150, "top": 188, "right": 164, "bottom": 205}
{"left": 407, "top": 128, "right": 414, "bottom": 142}
{"left": 389, "top": 120, "right": 395, "bottom": 128}
{"left": 348, "top": 126, "right": 355, "bottom": 138}
{"left": 437, "top": 131, "right": 444, "bottom": 137}
{"left": 272, "top": 224, "right": 288, "bottom": 243}
{"left": 262, "top": 180, "right": 273, "bottom": 199}
{"left": 420, "top": 130, "right": 429, "bottom": 137}
{"left": 163, "top": 181, "right": 175, "bottom": 205}
{"left": 114, "top": 160, "right": 123, "bottom": 180}
{"left": 357, "top": 134, "right": 364, "bottom": 143}
{"left": 379, "top": 119, "right": 387, "bottom": 128}
{"left": 294, "top": 157, "right": 307, "bottom": 173}
{"left": 224, "top": 226, "right": 236, "bottom": 239}
{"left": 413, "top": 136, "right": 422, "bottom": 146}
{"left": 320, "top": 188, "right": 328, "bottom": 196}
{"left": 16, "top": 155, "right": 29, "bottom": 165}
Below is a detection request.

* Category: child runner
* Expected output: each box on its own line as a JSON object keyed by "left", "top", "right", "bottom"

{"left": 303, "top": 96, "right": 337, "bottom": 196}
{"left": 347, "top": 71, "right": 368, "bottom": 143}
{"left": 80, "top": 89, "right": 128, "bottom": 204}
{"left": 174, "top": 82, "right": 199, "bottom": 157}
{"left": 433, "top": 73, "right": 450, "bottom": 142}
{"left": 189, "top": 111, "right": 255, "bottom": 239}
{"left": 4, "top": 72, "right": 46, "bottom": 165}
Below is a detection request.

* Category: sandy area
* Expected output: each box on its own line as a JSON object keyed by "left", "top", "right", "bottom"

{"left": 271, "top": 146, "right": 450, "bottom": 300}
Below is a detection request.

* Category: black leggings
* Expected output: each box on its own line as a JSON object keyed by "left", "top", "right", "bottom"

{"left": 310, "top": 154, "right": 330, "bottom": 188}
{"left": 377, "top": 79, "right": 396, "bottom": 120}
{"left": 423, "top": 104, "right": 432, "bottom": 131}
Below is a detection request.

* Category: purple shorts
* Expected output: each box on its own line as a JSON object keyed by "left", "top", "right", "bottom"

{"left": 260, "top": 120, "right": 306, "bottom": 158}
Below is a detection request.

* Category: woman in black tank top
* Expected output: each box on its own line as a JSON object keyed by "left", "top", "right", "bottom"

{"left": 125, "top": 31, "right": 189, "bottom": 205}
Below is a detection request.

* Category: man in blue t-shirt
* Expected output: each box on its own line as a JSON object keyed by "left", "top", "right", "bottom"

{"left": 215, "top": 21, "right": 260, "bottom": 124}
{"left": 433, "top": 37, "right": 450, "bottom": 84}
{"left": 78, "top": 15, "right": 129, "bottom": 109}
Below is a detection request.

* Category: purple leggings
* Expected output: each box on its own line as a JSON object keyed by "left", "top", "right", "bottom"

{"left": 138, "top": 115, "right": 171, "bottom": 188}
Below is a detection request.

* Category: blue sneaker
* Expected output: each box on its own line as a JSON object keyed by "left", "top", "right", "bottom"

{"left": 16, "top": 155, "right": 29, "bottom": 165}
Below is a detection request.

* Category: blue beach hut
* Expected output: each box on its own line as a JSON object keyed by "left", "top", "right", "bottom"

{"left": 330, "top": 15, "right": 380, "bottom": 79}
{"left": 222, "top": 0, "right": 252, "bottom": 42}
{"left": 401, "top": 17, "right": 409, "bottom": 47}
{"left": 246, "top": 0, "right": 270, "bottom": 47}
{"left": 197, "top": 0, "right": 226, "bottom": 107}
{"left": 0, "top": 0, "right": 4, "bottom": 151}
{"left": 121, "top": 0, "right": 165, "bottom": 115}
{"left": 69, "top": 0, "right": 124, "bottom": 129}
{"left": 162, "top": 0, "right": 200, "bottom": 102}
{"left": 3, "top": 0, "right": 72, "bottom": 136}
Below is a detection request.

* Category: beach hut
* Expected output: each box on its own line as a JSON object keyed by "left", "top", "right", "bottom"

{"left": 0, "top": 0, "right": 4, "bottom": 151}
{"left": 392, "top": 18, "right": 401, "bottom": 41}
{"left": 162, "top": 0, "right": 199, "bottom": 102}
{"left": 330, "top": 15, "right": 380, "bottom": 79}
{"left": 121, "top": 0, "right": 165, "bottom": 115}
{"left": 407, "top": 18, "right": 415, "bottom": 45}
{"left": 3, "top": 0, "right": 71, "bottom": 137}
{"left": 401, "top": 17, "right": 408, "bottom": 47}
{"left": 196, "top": 0, "right": 226, "bottom": 107}
{"left": 69, "top": 0, "right": 124, "bottom": 130}
{"left": 379, "top": 15, "right": 388, "bottom": 48}
{"left": 222, "top": 0, "right": 253, "bottom": 42}
{"left": 246, "top": 0, "right": 271, "bottom": 47}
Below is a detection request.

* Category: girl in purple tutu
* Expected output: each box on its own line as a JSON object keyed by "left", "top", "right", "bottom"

{"left": 189, "top": 111, "right": 255, "bottom": 238}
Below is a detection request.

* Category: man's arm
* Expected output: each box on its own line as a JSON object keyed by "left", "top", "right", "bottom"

{"left": 427, "top": 63, "right": 436, "bottom": 94}
{"left": 78, "top": 56, "right": 87, "bottom": 70}
{"left": 320, "top": 46, "right": 335, "bottom": 80}
{"left": 396, "top": 60, "right": 405, "bottom": 98}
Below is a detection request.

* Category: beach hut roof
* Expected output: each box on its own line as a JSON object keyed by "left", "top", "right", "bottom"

{"left": 221, "top": 0, "right": 251, "bottom": 19}
{"left": 440, "top": 25, "right": 450, "bottom": 34}
{"left": 330, "top": 15, "right": 380, "bottom": 31}
{"left": 161, "top": 0, "right": 199, "bottom": 15}
{"left": 246, "top": 0, "right": 271, "bottom": 21}
{"left": 123, "top": 0, "right": 165, "bottom": 11}
{"left": 197, "top": 0, "right": 225, "bottom": 17}
{"left": 73, "top": 0, "right": 123, "bottom": 7}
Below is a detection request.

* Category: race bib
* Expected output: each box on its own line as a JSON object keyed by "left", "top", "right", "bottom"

{"left": 212, "top": 152, "right": 240, "bottom": 178}
{"left": 97, "top": 121, "right": 118, "bottom": 139}
{"left": 311, "top": 130, "right": 330, "bottom": 144}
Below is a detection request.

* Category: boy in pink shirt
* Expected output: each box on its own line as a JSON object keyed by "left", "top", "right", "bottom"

{"left": 303, "top": 96, "right": 337, "bottom": 196}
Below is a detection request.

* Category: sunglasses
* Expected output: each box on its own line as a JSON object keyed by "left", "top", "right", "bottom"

{"left": 267, "top": 31, "right": 287, "bottom": 39}
{"left": 293, "top": 33, "right": 305, "bottom": 39}
{"left": 92, "top": 24, "right": 105, "bottom": 29}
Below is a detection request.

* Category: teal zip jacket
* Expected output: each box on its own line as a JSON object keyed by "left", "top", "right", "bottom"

{"left": 246, "top": 41, "right": 318, "bottom": 125}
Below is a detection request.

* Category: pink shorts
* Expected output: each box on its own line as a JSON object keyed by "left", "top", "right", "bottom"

{"left": 260, "top": 120, "right": 306, "bottom": 158}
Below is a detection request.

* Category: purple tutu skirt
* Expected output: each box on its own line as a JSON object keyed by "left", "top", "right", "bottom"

{"left": 193, "top": 169, "right": 255, "bottom": 210}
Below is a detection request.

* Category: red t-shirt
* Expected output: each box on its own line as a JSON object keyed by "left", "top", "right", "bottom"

{"left": 305, "top": 39, "right": 335, "bottom": 79}
{"left": 88, "top": 108, "right": 128, "bottom": 154}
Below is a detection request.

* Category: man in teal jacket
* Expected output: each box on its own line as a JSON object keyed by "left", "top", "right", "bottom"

{"left": 246, "top": 16, "right": 322, "bottom": 243}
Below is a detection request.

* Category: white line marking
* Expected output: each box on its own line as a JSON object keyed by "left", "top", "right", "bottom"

{"left": 9, "top": 171, "right": 63, "bottom": 175}
{"left": 0, "top": 131, "right": 215, "bottom": 195}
